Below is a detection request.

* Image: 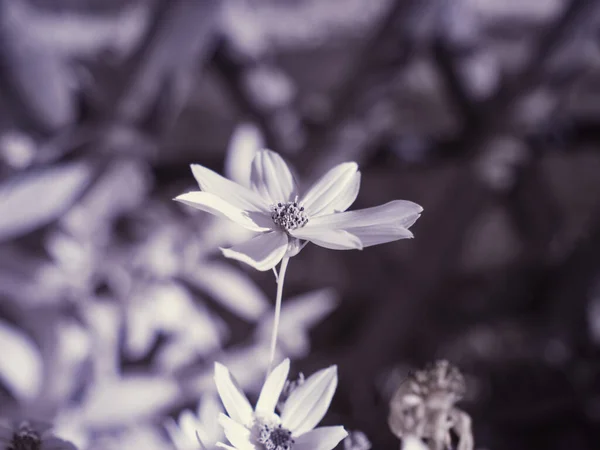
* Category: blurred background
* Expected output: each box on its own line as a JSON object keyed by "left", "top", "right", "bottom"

{"left": 1, "top": 0, "right": 600, "bottom": 449}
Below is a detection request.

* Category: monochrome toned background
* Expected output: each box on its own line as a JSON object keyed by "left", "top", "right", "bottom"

{"left": 1, "top": 0, "right": 600, "bottom": 449}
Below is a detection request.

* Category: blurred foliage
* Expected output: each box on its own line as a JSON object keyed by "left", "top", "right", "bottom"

{"left": 1, "top": 0, "right": 600, "bottom": 449}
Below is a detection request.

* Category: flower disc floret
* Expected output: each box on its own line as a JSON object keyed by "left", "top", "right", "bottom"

{"left": 257, "top": 423, "right": 294, "bottom": 450}
{"left": 271, "top": 199, "right": 308, "bottom": 231}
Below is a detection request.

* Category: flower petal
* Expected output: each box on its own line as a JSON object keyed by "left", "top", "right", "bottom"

{"left": 294, "top": 426, "right": 348, "bottom": 450}
{"left": 281, "top": 365, "right": 338, "bottom": 435}
{"left": 221, "top": 231, "right": 288, "bottom": 271}
{"left": 289, "top": 228, "right": 362, "bottom": 250}
{"left": 301, "top": 163, "right": 360, "bottom": 217}
{"left": 175, "top": 192, "right": 272, "bottom": 232}
{"left": 251, "top": 150, "right": 298, "bottom": 204}
{"left": 217, "top": 442, "right": 240, "bottom": 450}
{"left": 165, "top": 417, "right": 192, "bottom": 450}
{"left": 256, "top": 358, "right": 290, "bottom": 415}
{"left": 219, "top": 414, "right": 255, "bottom": 450}
{"left": 179, "top": 410, "right": 201, "bottom": 444}
{"left": 192, "top": 164, "right": 270, "bottom": 212}
{"left": 214, "top": 362, "right": 254, "bottom": 426}
{"left": 307, "top": 200, "right": 422, "bottom": 228}
{"left": 302, "top": 200, "right": 423, "bottom": 247}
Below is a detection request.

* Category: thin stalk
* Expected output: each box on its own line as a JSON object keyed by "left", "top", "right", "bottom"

{"left": 267, "top": 256, "right": 289, "bottom": 374}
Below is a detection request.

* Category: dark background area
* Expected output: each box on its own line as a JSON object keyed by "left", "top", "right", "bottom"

{"left": 1, "top": 0, "right": 600, "bottom": 449}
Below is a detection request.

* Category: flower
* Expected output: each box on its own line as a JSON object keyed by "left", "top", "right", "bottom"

{"left": 0, "top": 420, "right": 77, "bottom": 450}
{"left": 165, "top": 394, "right": 224, "bottom": 450}
{"left": 175, "top": 150, "right": 422, "bottom": 271}
{"left": 214, "top": 358, "right": 347, "bottom": 450}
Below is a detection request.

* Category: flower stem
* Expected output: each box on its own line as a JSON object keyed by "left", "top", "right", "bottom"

{"left": 267, "top": 256, "right": 289, "bottom": 374}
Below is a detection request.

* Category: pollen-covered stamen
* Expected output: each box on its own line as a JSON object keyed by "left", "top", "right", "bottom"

{"left": 10, "top": 423, "right": 41, "bottom": 450}
{"left": 271, "top": 198, "right": 308, "bottom": 231}
{"left": 258, "top": 424, "right": 294, "bottom": 450}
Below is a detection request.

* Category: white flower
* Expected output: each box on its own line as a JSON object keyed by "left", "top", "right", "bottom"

{"left": 214, "top": 358, "right": 347, "bottom": 450}
{"left": 165, "top": 393, "right": 224, "bottom": 450}
{"left": 175, "top": 150, "right": 423, "bottom": 271}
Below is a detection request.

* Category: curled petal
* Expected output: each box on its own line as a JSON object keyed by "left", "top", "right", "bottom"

{"left": 281, "top": 365, "right": 338, "bottom": 435}
{"left": 256, "top": 359, "right": 290, "bottom": 415}
{"left": 289, "top": 228, "right": 362, "bottom": 250}
{"left": 251, "top": 150, "right": 298, "bottom": 204}
{"left": 301, "top": 163, "right": 360, "bottom": 217}
{"left": 218, "top": 414, "right": 255, "bottom": 450}
{"left": 191, "top": 164, "right": 270, "bottom": 212}
{"left": 175, "top": 192, "right": 272, "bottom": 232}
{"left": 214, "top": 363, "right": 254, "bottom": 426}
{"left": 294, "top": 426, "right": 348, "bottom": 450}
{"left": 304, "top": 200, "right": 423, "bottom": 247}
{"left": 221, "top": 231, "right": 288, "bottom": 271}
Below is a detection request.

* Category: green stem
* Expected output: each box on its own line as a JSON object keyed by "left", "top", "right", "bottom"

{"left": 267, "top": 256, "right": 289, "bottom": 374}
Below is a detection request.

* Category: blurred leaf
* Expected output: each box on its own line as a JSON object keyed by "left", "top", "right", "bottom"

{"left": 0, "top": 0, "right": 75, "bottom": 131}
{"left": 126, "top": 282, "right": 226, "bottom": 367}
{"left": 26, "top": 1, "right": 150, "bottom": 60}
{"left": 0, "top": 319, "right": 43, "bottom": 401}
{"left": 256, "top": 289, "right": 339, "bottom": 357}
{"left": 224, "top": 123, "right": 263, "bottom": 187}
{"left": 79, "top": 375, "right": 181, "bottom": 428}
{"left": 0, "top": 161, "right": 92, "bottom": 243}
{"left": 62, "top": 159, "right": 152, "bottom": 239}
{"left": 186, "top": 262, "right": 270, "bottom": 322}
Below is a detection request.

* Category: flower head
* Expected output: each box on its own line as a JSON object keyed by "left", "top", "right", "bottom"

{"left": 175, "top": 150, "right": 422, "bottom": 271}
{"left": 214, "top": 359, "right": 347, "bottom": 450}
{"left": 0, "top": 420, "right": 77, "bottom": 450}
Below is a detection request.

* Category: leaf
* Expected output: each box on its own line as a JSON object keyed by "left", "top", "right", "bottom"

{"left": 186, "top": 262, "right": 270, "bottom": 322}
{"left": 0, "top": 161, "right": 92, "bottom": 243}
{"left": 0, "top": 1, "right": 75, "bottom": 131}
{"left": 256, "top": 289, "right": 339, "bottom": 357}
{"left": 224, "top": 123, "right": 263, "bottom": 187}
{"left": 80, "top": 375, "right": 181, "bottom": 428}
{"left": 0, "top": 319, "right": 43, "bottom": 401}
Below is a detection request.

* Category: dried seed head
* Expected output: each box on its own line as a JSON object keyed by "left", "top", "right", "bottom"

{"left": 407, "top": 360, "right": 466, "bottom": 405}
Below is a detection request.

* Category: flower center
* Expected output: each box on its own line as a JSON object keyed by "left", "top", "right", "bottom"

{"left": 258, "top": 424, "right": 294, "bottom": 450}
{"left": 9, "top": 424, "right": 41, "bottom": 450}
{"left": 270, "top": 199, "right": 308, "bottom": 231}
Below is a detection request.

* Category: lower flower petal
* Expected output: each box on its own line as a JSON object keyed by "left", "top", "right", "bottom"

{"left": 307, "top": 200, "right": 423, "bottom": 229}
{"left": 301, "top": 200, "right": 422, "bottom": 247}
{"left": 345, "top": 224, "right": 415, "bottom": 246}
{"left": 218, "top": 414, "right": 255, "bottom": 450}
{"left": 175, "top": 192, "right": 272, "bottom": 232}
{"left": 281, "top": 365, "right": 338, "bottom": 435}
{"left": 221, "top": 231, "right": 288, "bottom": 271}
{"left": 294, "top": 426, "right": 348, "bottom": 450}
{"left": 289, "top": 228, "right": 362, "bottom": 250}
